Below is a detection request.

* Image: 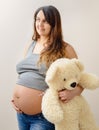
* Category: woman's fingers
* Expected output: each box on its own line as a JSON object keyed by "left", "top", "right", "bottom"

{"left": 11, "top": 99, "right": 22, "bottom": 113}
{"left": 58, "top": 89, "right": 72, "bottom": 103}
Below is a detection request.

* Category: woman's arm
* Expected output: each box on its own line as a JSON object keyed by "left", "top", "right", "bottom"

{"left": 58, "top": 43, "right": 84, "bottom": 102}
{"left": 66, "top": 44, "right": 78, "bottom": 59}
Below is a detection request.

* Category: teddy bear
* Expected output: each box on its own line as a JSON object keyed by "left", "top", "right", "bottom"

{"left": 42, "top": 58, "right": 99, "bottom": 130}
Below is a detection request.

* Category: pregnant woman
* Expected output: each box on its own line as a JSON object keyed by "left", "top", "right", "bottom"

{"left": 11, "top": 5, "right": 83, "bottom": 130}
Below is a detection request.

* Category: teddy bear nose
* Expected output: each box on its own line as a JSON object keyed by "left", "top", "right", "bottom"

{"left": 71, "top": 82, "right": 76, "bottom": 88}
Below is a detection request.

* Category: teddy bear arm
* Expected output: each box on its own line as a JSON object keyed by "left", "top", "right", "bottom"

{"left": 42, "top": 89, "right": 64, "bottom": 123}
{"left": 79, "top": 72, "right": 99, "bottom": 89}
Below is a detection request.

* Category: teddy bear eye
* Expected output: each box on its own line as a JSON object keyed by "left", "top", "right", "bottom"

{"left": 63, "top": 78, "right": 66, "bottom": 81}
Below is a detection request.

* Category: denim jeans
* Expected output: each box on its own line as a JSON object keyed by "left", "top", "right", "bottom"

{"left": 17, "top": 112, "right": 55, "bottom": 130}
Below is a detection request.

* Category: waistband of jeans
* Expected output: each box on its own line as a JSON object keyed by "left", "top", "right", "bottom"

{"left": 21, "top": 112, "right": 42, "bottom": 117}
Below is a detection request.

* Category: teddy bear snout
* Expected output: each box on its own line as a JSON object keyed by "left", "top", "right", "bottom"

{"left": 71, "top": 82, "right": 77, "bottom": 88}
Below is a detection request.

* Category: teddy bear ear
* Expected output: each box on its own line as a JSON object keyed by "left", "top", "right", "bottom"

{"left": 73, "top": 58, "right": 84, "bottom": 71}
{"left": 46, "top": 65, "right": 59, "bottom": 82}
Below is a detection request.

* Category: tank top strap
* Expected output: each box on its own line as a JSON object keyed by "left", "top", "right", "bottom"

{"left": 26, "top": 40, "right": 36, "bottom": 56}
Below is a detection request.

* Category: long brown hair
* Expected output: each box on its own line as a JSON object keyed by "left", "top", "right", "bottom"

{"left": 32, "top": 5, "right": 68, "bottom": 67}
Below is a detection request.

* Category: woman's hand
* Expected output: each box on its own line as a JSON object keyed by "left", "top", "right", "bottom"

{"left": 58, "top": 85, "right": 84, "bottom": 103}
{"left": 11, "top": 99, "right": 22, "bottom": 113}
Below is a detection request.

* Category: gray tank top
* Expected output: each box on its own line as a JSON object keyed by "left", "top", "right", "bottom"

{"left": 16, "top": 41, "right": 48, "bottom": 91}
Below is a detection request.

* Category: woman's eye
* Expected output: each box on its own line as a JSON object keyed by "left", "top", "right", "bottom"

{"left": 36, "top": 18, "right": 40, "bottom": 22}
{"left": 35, "top": 18, "right": 48, "bottom": 24}
{"left": 43, "top": 20, "right": 48, "bottom": 23}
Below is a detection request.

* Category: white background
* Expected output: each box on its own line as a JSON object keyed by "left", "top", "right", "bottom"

{"left": 0, "top": 0, "right": 99, "bottom": 129}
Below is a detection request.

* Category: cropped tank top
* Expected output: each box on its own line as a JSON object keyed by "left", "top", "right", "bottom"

{"left": 16, "top": 41, "right": 48, "bottom": 91}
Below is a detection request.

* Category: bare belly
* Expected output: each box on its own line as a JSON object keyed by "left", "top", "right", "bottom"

{"left": 13, "top": 84, "right": 43, "bottom": 115}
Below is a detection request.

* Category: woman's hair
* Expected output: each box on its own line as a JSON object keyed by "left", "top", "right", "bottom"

{"left": 32, "top": 5, "right": 68, "bottom": 67}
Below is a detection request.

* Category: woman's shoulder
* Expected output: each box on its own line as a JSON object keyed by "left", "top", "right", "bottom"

{"left": 63, "top": 41, "right": 78, "bottom": 59}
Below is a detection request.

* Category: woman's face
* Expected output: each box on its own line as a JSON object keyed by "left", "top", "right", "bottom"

{"left": 35, "top": 10, "right": 51, "bottom": 38}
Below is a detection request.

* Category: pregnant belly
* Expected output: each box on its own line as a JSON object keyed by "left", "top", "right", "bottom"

{"left": 13, "top": 85, "right": 44, "bottom": 115}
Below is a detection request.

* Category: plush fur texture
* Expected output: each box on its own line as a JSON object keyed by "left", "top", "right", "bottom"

{"left": 42, "top": 58, "right": 99, "bottom": 130}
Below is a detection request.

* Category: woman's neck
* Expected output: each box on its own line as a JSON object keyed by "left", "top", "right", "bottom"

{"left": 38, "top": 37, "right": 49, "bottom": 44}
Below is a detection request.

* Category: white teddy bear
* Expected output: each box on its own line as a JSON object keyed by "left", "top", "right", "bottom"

{"left": 42, "top": 58, "right": 99, "bottom": 130}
